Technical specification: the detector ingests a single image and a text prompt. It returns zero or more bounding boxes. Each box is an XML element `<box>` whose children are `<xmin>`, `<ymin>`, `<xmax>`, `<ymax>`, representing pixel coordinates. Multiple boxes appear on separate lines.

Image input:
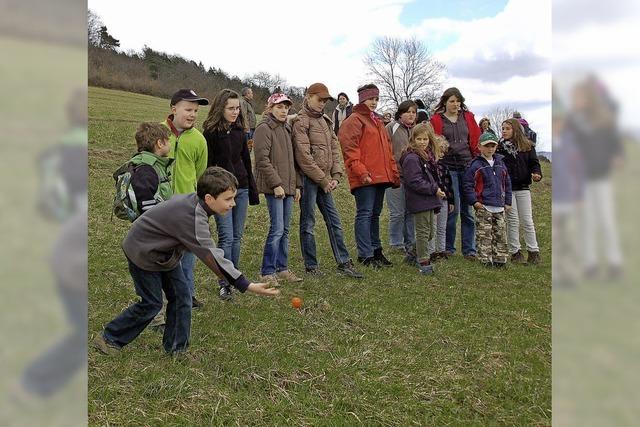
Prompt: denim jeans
<box><xmin>180</xmin><ymin>251</ymin><xmax>196</xmax><ymax>296</ymax></box>
<box><xmin>447</xmin><ymin>169</ymin><xmax>476</xmax><ymax>255</ymax></box>
<box><xmin>353</xmin><ymin>185</ymin><xmax>386</xmax><ymax>258</ymax></box>
<box><xmin>300</xmin><ymin>176</ymin><xmax>351</xmax><ymax>269</ymax></box>
<box><xmin>214</xmin><ymin>187</ymin><xmax>249</xmax><ymax>269</ymax></box>
<box><xmin>103</xmin><ymin>259</ymin><xmax>192</xmax><ymax>354</ymax></box>
<box><xmin>385</xmin><ymin>185</ymin><xmax>415</xmax><ymax>251</ymax></box>
<box><xmin>261</xmin><ymin>195</ymin><xmax>294</xmax><ymax>275</ymax></box>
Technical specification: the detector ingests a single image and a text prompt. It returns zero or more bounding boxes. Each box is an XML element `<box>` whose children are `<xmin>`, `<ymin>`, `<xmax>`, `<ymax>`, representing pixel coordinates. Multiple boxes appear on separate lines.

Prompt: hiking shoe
<box><xmin>527</xmin><ymin>251</ymin><xmax>540</xmax><ymax>265</ymax></box>
<box><xmin>191</xmin><ymin>296</ymin><xmax>203</xmax><ymax>308</ymax></box>
<box><xmin>277</xmin><ymin>270</ymin><xmax>303</xmax><ymax>283</ymax></box>
<box><xmin>93</xmin><ymin>335</ymin><xmax>121</xmax><ymax>355</ymax></box>
<box><xmin>337</xmin><ymin>260</ymin><xmax>364</xmax><ymax>278</ymax></box>
<box><xmin>305</xmin><ymin>267</ymin><xmax>325</xmax><ymax>276</ymax></box>
<box><xmin>358</xmin><ymin>256</ymin><xmax>382</xmax><ymax>269</ymax></box>
<box><xmin>510</xmin><ymin>250</ymin><xmax>525</xmax><ymax>263</ymax></box>
<box><xmin>373</xmin><ymin>248</ymin><xmax>393</xmax><ymax>267</ymax></box>
<box><xmin>463</xmin><ymin>254</ymin><xmax>477</xmax><ymax>261</ymax></box>
<box><xmin>218</xmin><ymin>285</ymin><xmax>234</xmax><ymax>301</ymax></box>
<box><xmin>259</xmin><ymin>274</ymin><xmax>280</xmax><ymax>287</ymax></box>
<box><xmin>430</xmin><ymin>252</ymin><xmax>445</xmax><ymax>262</ymax></box>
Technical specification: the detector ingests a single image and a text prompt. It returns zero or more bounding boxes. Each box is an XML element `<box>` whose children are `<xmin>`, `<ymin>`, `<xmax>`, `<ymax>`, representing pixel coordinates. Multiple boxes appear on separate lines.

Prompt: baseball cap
<box><xmin>170</xmin><ymin>89</ymin><xmax>209</xmax><ymax>106</ymax></box>
<box><xmin>267</xmin><ymin>92</ymin><xmax>292</xmax><ymax>105</ymax></box>
<box><xmin>479</xmin><ymin>132</ymin><xmax>499</xmax><ymax>146</ymax></box>
<box><xmin>306</xmin><ymin>83</ymin><xmax>334</xmax><ymax>100</ymax></box>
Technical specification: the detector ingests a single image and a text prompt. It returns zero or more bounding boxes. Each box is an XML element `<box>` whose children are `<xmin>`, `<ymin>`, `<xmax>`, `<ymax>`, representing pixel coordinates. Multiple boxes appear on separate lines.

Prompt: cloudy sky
<box><xmin>89</xmin><ymin>0</ymin><xmax>552</xmax><ymax>150</ymax></box>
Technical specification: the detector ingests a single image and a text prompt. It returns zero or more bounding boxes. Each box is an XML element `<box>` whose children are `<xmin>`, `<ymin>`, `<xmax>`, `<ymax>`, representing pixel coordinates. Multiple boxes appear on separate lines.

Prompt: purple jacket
<box><xmin>399</xmin><ymin>151</ymin><xmax>442</xmax><ymax>214</ymax></box>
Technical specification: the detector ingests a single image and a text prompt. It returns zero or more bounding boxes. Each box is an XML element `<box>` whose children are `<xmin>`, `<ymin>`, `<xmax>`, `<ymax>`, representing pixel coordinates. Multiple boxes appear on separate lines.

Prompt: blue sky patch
<box><xmin>399</xmin><ymin>0</ymin><xmax>508</xmax><ymax>25</ymax></box>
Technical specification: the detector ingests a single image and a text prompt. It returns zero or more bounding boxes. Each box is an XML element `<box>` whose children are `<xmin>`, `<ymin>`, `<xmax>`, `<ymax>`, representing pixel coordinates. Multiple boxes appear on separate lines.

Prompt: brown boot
<box><xmin>527</xmin><ymin>251</ymin><xmax>540</xmax><ymax>265</ymax></box>
<box><xmin>511</xmin><ymin>250</ymin><xmax>525</xmax><ymax>263</ymax></box>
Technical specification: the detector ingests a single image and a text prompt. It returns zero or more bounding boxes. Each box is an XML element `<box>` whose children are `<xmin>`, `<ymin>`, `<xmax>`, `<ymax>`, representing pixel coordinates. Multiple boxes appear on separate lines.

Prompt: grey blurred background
<box><xmin>553</xmin><ymin>0</ymin><xmax>640</xmax><ymax>425</ymax></box>
<box><xmin>1</xmin><ymin>0</ymin><xmax>87</xmax><ymax>425</ymax></box>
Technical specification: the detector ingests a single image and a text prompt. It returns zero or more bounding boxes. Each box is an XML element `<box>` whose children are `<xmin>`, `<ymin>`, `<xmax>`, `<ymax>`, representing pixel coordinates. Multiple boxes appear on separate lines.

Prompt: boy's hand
<box><xmin>322</xmin><ymin>181</ymin><xmax>333</xmax><ymax>193</ymax></box>
<box><xmin>329</xmin><ymin>179</ymin><xmax>339</xmax><ymax>191</ymax></box>
<box><xmin>273</xmin><ymin>186</ymin><xmax>285</xmax><ymax>198</ymax></box>
<box><xmin>294</xmin><ymin>188</ymin><xmax>301</xmax><ymax>202</ymax></box>
<box><xmin>247</xmin><ymin>282</ymin><xmax>280</xmax><ymax>296</ymax></box>
<box><xmin>531</xmin><ymin>173</ymin><xmax>542</xmax><ymax>182</ymax></box>
<box><xmin>436</xmin><ymin>188</ymin><xmax>446</xmax><ymax>199</ymax></box>
<box><xmin>505</xmin><ymin>205</ymin><xmax>512</xmax><ymax>213</ymax></box>
<box><xmin>473</xmin><ymin>202</ymin><xmax>484</xmax><ymax>210</ymax></box>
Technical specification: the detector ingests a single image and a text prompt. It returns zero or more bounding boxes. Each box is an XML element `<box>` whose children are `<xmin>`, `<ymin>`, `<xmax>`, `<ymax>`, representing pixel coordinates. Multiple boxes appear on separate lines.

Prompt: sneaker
<box><xmin>373</xmin><ymin>248</ymin><xmax>393</xmax><ymax>267</ymax></box>
<box><xmin>191</xmin><ymin>296</ymin><xmax>204</xmax><ymax>308</ymax></box>
<box><xmin>511</xmin><ymin>250</ymin><xmax>525</xmax><ymax>263</ymax></box>
<box><xmin>277</xmin><ymin>270</ymin><xmax>303</xmax><ymax>283</ymax></box>
<box><xmin>526</xmin><ymin>251</ymin><xmax>540</xmax><ymax>265</ymax></box>
<box><xmin>358</xmin><ymin>256</ymin><xmax>382</xmax><ymax>269</ymax></box>
<box><xmin>305</xmin><ymin>267</ymin><xmax>325</xmax><ymax>276</ymax></box>
<box><xmin>218</xmin><ymin>285</ymin><xmax>234</xmax><ymax>301</ymax></box>
<box><xmin>418</xmin><ymin>261</ymin><xmax>434</xmax><ymax>275</ymax></box>
<box><xmin>93</xmin><ymin>335</ymin><xmax>121</xmax><ymax>355</ymax></box>
<box><xmin>337</xmin><ymin>260</ymin><xmax>364</xmax><ymax>278</ymax></box>
<box><xmin>403</xmin><ymin>254</ymin><xmax>418</xmax><ymax>266</ymax></box>
<box><xmin>259</xmin><ymin>274</ymin><xmax>280</xmax><ymax>287</ymax></box>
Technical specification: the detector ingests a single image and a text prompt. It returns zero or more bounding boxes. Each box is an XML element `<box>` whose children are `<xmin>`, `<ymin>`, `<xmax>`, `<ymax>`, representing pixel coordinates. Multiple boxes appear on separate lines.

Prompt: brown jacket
<box><xmin>338</xmin><ymin>104</ymin><xmax>400</xmax><ymax>191</ymax></box>
<box><xmin>253</xmin><ymin>114</ymin><xmax>301</xmax><ymax>196</ymax></box>
<box><xmin>291</xmin><ymin>102</ymin><xmax>343</xmax><ymax>189</ymax></box>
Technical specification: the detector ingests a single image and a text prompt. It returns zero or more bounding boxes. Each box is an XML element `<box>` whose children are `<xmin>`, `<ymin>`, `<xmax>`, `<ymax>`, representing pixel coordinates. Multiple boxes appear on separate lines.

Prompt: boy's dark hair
<box><xmin>135</xmin><ymin>122</ymin><xmax>170</xmax><ymax>153</ymax></box>
<box><xmin>395</xmin><ymin>100</ymin><xmax>418</xmax><ymax>120</ymax></box>
<box><xmin>197</xmin><ymin>166</ymin><xmax>238</xmax><ymax>199</ymax></box>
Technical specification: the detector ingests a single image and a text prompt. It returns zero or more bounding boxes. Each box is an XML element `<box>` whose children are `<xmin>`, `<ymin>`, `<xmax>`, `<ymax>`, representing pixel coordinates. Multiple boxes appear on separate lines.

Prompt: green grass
<box><xmin>88</xmin><ymin>86</ymin><xmax>551</xmax><ymax>425</ymax></box>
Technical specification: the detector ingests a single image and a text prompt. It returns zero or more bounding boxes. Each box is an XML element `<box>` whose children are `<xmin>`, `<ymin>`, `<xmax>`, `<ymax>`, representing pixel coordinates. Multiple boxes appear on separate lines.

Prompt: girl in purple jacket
<box><xmin>399</xmin><ymin>123</ymin><xmax>447</xmax><ymax>275</ymax></box>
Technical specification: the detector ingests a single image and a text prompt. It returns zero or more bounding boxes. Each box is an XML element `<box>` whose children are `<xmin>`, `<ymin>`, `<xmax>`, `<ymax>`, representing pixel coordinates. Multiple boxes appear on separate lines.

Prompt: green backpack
<box><xmin>112</xmin><ymin>161</ymin><xmax>141</xmax><ymax>222</ymax></box>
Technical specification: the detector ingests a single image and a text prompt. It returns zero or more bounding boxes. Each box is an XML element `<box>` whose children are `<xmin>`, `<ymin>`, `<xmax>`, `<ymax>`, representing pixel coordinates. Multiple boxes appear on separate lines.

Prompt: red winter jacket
<box><xmin>338</xmin><ymin>104</ymin><xmax>400</xmax><ymax>191</ymax></box>
<box><xmin>430</xmin><ymin>111</ymin><xmax>481</xmax><ymax>160</ymax></box>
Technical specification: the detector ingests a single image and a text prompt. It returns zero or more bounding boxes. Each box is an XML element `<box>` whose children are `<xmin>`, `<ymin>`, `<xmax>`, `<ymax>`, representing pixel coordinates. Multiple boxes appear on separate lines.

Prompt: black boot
<box><xmin>373</xmin><ymin>248</ymin><xmax>393</xmax><ymax>267</ymax></box>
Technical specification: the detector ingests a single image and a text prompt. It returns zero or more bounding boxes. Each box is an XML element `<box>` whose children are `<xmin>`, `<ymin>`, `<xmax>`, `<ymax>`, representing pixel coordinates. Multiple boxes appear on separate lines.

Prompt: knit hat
<box><xmin>358</xmin><ymin>86</ymin><xmax>379</xmax><ymax>103</ymax></box>
<box><xmin>479</xmin><ymin>132</ymin><xmax>499</xmax><ymax>146</ymax></box>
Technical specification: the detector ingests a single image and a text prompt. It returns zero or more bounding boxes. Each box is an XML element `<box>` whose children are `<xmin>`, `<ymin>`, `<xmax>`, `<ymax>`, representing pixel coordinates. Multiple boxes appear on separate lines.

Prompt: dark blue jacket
<box><xmin>463</xmin><ymin>154</ymin><xmax>512</xmax><ymax>208</ymax></box>
<box><xmin>400</xmin><ymin>151</ymin><xmax>442</xmax><ymax>214</ymax></box>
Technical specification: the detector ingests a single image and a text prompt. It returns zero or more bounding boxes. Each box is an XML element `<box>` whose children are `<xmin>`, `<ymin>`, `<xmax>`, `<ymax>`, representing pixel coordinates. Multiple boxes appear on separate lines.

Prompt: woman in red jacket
<box><xmin>430</xmin><ymin>87</ymin><xmax>481</xmax><ymax>259</ymax></box>
<box><xmin>338</xmin><ymin>84</ymin><xmax>400</xmax><ymax>268</ymax></box>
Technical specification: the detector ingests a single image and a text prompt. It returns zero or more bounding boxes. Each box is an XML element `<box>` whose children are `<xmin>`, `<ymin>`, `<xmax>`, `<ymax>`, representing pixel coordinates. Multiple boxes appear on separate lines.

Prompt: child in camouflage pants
<box><xmin>463</xmin><ymin>132</ymin><xmax>512</xmax><ymax>266</ymax></box>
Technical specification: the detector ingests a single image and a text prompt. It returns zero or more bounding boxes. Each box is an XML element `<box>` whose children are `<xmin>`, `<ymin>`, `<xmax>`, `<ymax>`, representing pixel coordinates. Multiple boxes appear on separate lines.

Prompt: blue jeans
<box><xmin>261</xmin><ymin>195</ymin><xmax>294</xmax><ymax>275</ymax></box>
<box><xmin>300</xmin><ymin>176</ymin><xmax>351</xmax><ymax>269</ymax></box>
<box><xmin>214</xmin><ymin>187</ymin><xmax>249</xmax><ymax>269</ymax></box>
<box><xmin>180</xmin><ymin>251</ymin><xmax>196</xmax><ymax>296</ymax></box>
<box><xmin>447</xmin><ymin>169</ymin><xmax>476</xmax><ymax>255</ymax></box>
<box><xmin>103</xmin><ymin>259</ymin><xmax>192</xmax><ymax>353</ymax></box>
<box><xmin>353</xmin><ymin>185</ymin><xmax>386</xmax><ymax>258</ymax></box>
<box><xmin>385</xmin><ymin>185</ymin><xmax>415</xmax><ymax>251</ymax></box>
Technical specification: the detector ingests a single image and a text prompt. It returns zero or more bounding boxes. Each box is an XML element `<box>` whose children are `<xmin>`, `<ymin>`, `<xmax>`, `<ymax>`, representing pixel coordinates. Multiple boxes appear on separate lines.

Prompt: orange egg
<box><xmin>291</xmin><ymin>297</ymin><xmax>303</xmax><ymax>309</ymax></box>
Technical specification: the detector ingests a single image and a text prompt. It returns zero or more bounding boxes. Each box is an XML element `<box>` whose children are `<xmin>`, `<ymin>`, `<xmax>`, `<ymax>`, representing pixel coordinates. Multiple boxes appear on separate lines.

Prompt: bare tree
<box><xmin>484</xmin><ymin>105</ymin><xmax>516</xmax><ymax>134</ymax></box>
<box><xmin>245</xmin><ymin>71</ymin><xmax>287</xmax><ymax>93</ymax></box>
<box><xmin>364</xmin><ymin>36</ymin><xmax>446</xmax><ymax>109</ymax></box>
<box><xmin>88</xmin><ymin>9</ymin><xmax>102</xmax><ymax>47</ymax></box>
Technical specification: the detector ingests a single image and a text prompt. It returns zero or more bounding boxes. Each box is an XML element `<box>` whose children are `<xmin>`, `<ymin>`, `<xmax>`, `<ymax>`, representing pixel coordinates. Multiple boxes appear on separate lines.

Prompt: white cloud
<box><xmin>89</xmin><ymin>0</ymin><xmax>552</xmax><ymax>148</ymax></box>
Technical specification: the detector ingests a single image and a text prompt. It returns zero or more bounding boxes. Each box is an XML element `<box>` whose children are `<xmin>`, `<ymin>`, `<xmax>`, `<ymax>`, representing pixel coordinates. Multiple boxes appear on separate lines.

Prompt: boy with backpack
<box><xmin>113</xmin><ymin>122</ymin><xmax>173</xmax><ymax>221</ymax></box>
<box><xmin>94</xmin><ymin>167</ymin><xmax>280</xmax><ymax>355</ymax></box>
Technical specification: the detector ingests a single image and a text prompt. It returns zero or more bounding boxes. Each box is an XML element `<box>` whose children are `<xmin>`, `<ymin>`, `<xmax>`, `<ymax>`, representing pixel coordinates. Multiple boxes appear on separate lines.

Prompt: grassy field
<box><xmin>88</xmin><ymin>86</ymin><xmax>551</xmax><ymax>425</ymax></box>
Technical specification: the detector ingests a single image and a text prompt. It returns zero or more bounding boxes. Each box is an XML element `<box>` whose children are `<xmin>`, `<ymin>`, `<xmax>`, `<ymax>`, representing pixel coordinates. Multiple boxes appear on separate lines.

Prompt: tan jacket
<box><xmin>240</xmin><ymin>97</ymin><xmax>257</xmax><ymax>130</ymax></box>
<box><xmin>253</xmin><ymin>114</ymin><xmax>301</xmax><ymax>196</ymax></box>
<box><xmin>291</xmin><ymin>103</ymin><xmax>343</xmax><ymax>189</ymax></box>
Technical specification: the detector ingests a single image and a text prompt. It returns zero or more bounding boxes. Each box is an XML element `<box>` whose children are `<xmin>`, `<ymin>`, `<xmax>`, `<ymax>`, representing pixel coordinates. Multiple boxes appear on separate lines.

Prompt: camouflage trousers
<box><xmin>475</xmin><ymin>207</ymin><xmax>508</xmax><ymax>264</ymax></box>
